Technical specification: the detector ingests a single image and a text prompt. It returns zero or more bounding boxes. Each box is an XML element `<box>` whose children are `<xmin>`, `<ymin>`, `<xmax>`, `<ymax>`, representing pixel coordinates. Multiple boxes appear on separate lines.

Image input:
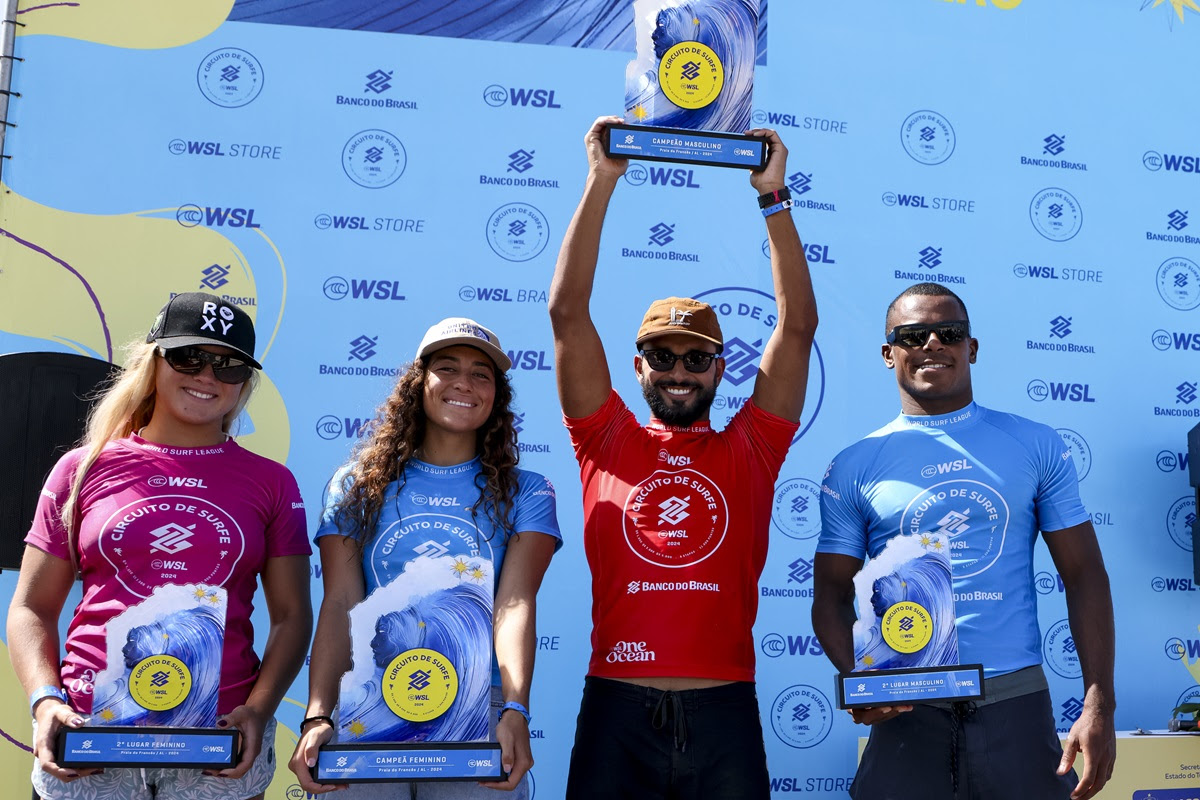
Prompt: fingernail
<box><xmin>216</xmin><ymin>719</ymin><xmax>229</xmax><ymax>728</ymax></box>
<box><xmin>308</xmin><ymin>757</ymin><xmax>316</xmax><ymax>768</ymax></box>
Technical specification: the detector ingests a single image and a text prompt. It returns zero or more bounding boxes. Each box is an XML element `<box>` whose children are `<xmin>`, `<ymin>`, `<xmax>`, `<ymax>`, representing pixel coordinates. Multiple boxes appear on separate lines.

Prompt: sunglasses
<box><xmin>159</xmin><ymin>346</ymin><xmax>254</xmax><ymax>384</ymax></box>
<box><xmin>639</xmin><ymin>348</ymin><xmax>719</xmax><ymax>373</ymax></box>
<box><xmin>885</xmin><ymin>320</ymin><xmax>971</xmax><ymax>348</ymax></box>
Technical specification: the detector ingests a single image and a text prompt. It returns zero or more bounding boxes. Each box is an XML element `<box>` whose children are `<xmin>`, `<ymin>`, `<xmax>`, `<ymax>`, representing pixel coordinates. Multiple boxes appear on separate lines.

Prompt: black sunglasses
<box><xmin>886</xmin><ymin>320</ymin><xmax>971</xmax><ymax>348</ymax></box>
<box><xmin>639</xmin><ymin>348</ymin><xmax>719</xmax><ymax>373</ymax></box>
<box><xmin>159</xmin><ymin>346</ymin><xmax>254</xmax><ymax>384</ymax></box>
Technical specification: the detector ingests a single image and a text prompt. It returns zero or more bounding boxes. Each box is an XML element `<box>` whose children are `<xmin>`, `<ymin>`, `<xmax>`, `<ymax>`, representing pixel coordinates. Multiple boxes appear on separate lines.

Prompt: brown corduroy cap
<box><xmin>635</xmin><ymin>297</ymin><xmax>724</xmax><ymax>349</ymax></box>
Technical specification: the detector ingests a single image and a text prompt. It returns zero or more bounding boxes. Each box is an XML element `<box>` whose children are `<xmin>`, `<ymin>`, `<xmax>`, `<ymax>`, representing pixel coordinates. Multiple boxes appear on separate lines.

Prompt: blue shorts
<box><xmin>852</xmin><ymin>670</ymin><xmax>1077</xmax><ymax>800</ymax></box>
<box><xmin>565</xmin><ymin>677</ymin><xmax>770</xmax><ymax>800</ymax></box>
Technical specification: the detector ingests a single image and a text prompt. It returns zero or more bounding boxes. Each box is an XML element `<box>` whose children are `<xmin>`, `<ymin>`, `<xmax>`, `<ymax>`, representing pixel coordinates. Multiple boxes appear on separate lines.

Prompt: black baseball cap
<box><xmin>145</xmin><ymin>292</ymin><xmax>261</xmax><ymax>369</ymax></box>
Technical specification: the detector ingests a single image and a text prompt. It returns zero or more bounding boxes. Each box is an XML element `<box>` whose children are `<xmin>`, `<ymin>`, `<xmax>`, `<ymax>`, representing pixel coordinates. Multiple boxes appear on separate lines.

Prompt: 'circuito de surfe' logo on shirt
<box><xmin>383</xmin><ymin>647</ymin><xmax>459</xmax><ymax>722</ymax></box>
<box><xmin>881</xmin><ymin>601</ymin><xmax>933</xmax><ymax>654</ymax></box>
<box><xmin>658</xmin><ymin>41</ymin><xmax>724</xmax><ymax>110</ymax></box>
<box><xmin>130</xmin><ymin>655</ymin><xmax>192</xmax><ymax>711</ymax></box>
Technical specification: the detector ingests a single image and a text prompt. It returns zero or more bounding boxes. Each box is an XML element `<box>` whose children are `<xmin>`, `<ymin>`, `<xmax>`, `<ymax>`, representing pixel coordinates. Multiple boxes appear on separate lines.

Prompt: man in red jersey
<box><xmin>549</xmin><ymin>116</ymin><xmax>818</xmax><ymax>799</ymax></box>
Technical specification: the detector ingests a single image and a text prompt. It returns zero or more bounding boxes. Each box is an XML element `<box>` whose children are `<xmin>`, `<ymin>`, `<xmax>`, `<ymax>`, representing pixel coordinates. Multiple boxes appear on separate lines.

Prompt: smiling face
<box><xmin>635</xmin><ymin>333</ymin><xmax>724</xmax><ymax>427</ymax></box>
<box><xmin>150</xmin><ymin>345</ymin><xmax>245</xmax><ymax>440</ymax></box>
<box><xmin>882</xmin><ymin>294</ymin><xmax>978</xmax><ymax>416</ymax></box>
<box><xmin>422</xmin><ymin>345</ymin><xmax>497</xmax><ymax>437</ymax></box>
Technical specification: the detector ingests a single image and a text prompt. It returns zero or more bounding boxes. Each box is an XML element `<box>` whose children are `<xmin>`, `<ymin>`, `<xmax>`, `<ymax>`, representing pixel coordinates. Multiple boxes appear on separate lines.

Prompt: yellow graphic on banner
<box><xmin>16</xmin><ymin>1</ymin><xmax>234</xmax><ymax>49</ymax></box>
<box><xmin>383</xmin><ymin>648</ymin><xmax>460</xmax><ymax>723</ymax></box>
<box><xmin>0</xmin><ymin>185</ymin><xmax>292</xmax><ymax>461</ymax></box>
<box><xmin>1152</xmin><ymin>0</ymin><xmax>1200</xmax><ymax>22</ymax></box>
<box><xmin>881</xmin><ymin>601</ymin><xmax>934</xmax><ymax>654</ymax></box>
<box><xmin>658</xmin><ymin>41</ymin><xmax>724</xmax><ymax>110</ymax></box>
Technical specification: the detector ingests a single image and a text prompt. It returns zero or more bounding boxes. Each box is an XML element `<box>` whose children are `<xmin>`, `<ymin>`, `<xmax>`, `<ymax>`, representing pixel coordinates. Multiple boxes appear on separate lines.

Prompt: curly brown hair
<box><xmin>331</xmin><ymin>357</ymin><xmax>520</xmax><ymax>549</ymax></box>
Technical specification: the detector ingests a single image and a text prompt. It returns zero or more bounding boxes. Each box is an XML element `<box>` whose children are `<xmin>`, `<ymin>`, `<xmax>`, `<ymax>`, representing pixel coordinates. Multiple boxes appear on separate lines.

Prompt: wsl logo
<box><xmin>761</xmin><ymin>557</ymin><xmax>814</xmax><ymax>599</ymax></box>
<box><xmin>485</xmin><ymin>203</ymin><xmax>549</xmax><ymax>262</ymax></box>
<box><xmin>321</xmin><ymin>276</ymin><xmax>405</xmax><ymax>302</ymax></box>
<box><xmin>1056</xmin><ymin>428</ymin><xmax>1092</xmax><ymax>481</ymax></box>
<box><xmin>482</xmin><ymin>84</ymin><xmax>561</xmax><ymax>109</ymax></box>
<box><xmin>750</xmin><ymin>109</ymin><xmax>849</xmax><ymax>134</ymax></box>
<box><xmin>1153</xmin><ymin>380</ymin><xmax>1199</xmax><ymax>418</ymax></box>
<box><xmin>315</xmin><ymin>415</ymin><xmax>370</xmax><ymax>440</ymax></box>
<box><xmin>881</xmin><ymin>190</ymin><xmax>976</xmax><ymax>214</ymax></box>
<box><xmin>1157</xmin><ymin>450</ymin><xmax>1190</xmax><ymax>473</ymax></box>
<box><xmin>334</xmin><ymin>68</ymin><xmax>417</xmax><ymax>110</ymax></box>
<box><xmin>511</xmin><ymin>412</ymin><xmax>551</xmax><ymax>454</ymax></box>
<box><xmin>196</xmin><ymin>48</ymin><xmax>263</xmax><ymax>108</ymax></box>
<box><xmin>760</xmin><ymin>632</ymin><xmax>825</xmax><ymax>659</ymax></box>
<box><xmin>341</xmin><ymin>129</ymin><xmax>407</xmax><ymax>189</ymax></box>
<box><xmin>695</xmin><ymin>286</ymin><xmax>825</xmax><ymax>443</ymax></box>
<box><xmin>1166</xmin><ymin>495</ymin><xmax>1196</xmax><ymax>552</ymax></box>
<box><xmin>1020</xmin><ymin>133</ymin><xmax>1088</xmax><ymax>172</ymax></box>
<box><xmin>770</xmin><ymin>685</ymin><xmax>833</xmax><ymax>749</ymax></box>
<box><xmin>1030</xmin><ymin>188</ymin><xmax>1083</xmax><ymax>242</ymax></box>
<box><xmin>1151</xmin><ymin>329</ymin><xmax>1200</xmax><ymax>352</ymax></box>
<box><xmin>167</xmin><ymin>139</ymin><xmax>282</xmax><ymax>160</ymax></box>
<box><xmin>1143</xmin><ymin>150</ymin><xmax>1200</xmax><ymax>174</ymax></box>
<box><xmin>1043</xmin><ymin>619</ymin><xmax>1081</xmax><ymax>679</ymax></box>
<box><xmin>786</xmin><ymin>170</ymin><xmax>837</xmax><ymax>212</ymax></box>
<box><xmin>1147</xmin><ymin>210</ymin><xmax>1199</xmax><ymax>246</ymax></box>
<box><xmin>900</xmin><ymin>110</ymin><xmax>955</xmax><ymax>165</ymax></box>
<box><xmin>200</xmin><ymin>264</ymin><xmax>230</xmax><ymax>291</ymax></box>
<box><xmin>479</xmin><ymin>149</ymin><xmax>560</xmax><ymax>189</ymax></box>
<box><xmin>1011</xmin><ymin>261</ymin><xmax>1103</xmax><ymax>284</ymax></box>
<box><xmin>621</xmin><ymin>222</ymin><xmax>701</xmax><ymax>263</ymax></box>
<box><xmin>1164</xmin><ymin>637</ymin><xmax>1200</xmax><ymax>662</ymax></box>
<box><xmin>623</xmin><ymin>162</ymin><xmax>702</xmax><ymax>189</ymax></box>
<box><xmin>1156</xmin><ymin>256</ymin><xmax>1200</xmax><ymax>311</ymax></box>
<box><xmin>762</xmin><ymin>238</ymin><xmax>837</xmax><ymax>265</ymax></box>
<box><xmin>504</xmin><ymin>347</ymin><xmax>553</xmax><ymax>372</ymax></box>
<box><xmin>1027</xmin><ymin>315</ymin><xmax>1096</xmax><ymax>355</ymax></box>
<box><xmin>313</xmin><ymin>213</ymin><xmax>425</xmax><ymax>234</ymax></box>
<box><xmin>1034</xmin><ymin>571</ymin><xmax>1065</xmax><ymax>595</ymax></box>
<box><xmin>771</xmin><ymin>478</ymin><xmax>822</xmax><ymax>540</ymax></box>
<box><xmin>894</xmin><ymin>245</ymin><xmax>965</xmax><ymax>285</ymax></box>
<box><xmin>458</xmin><ymin>285</ymin><xmax>547</xmax><ymax>304</ymax></box>
<box><xmin>176</xmin><ymin>205</ymin><xmax>261</xmax><ymax>229</ymax></box>
<box><xmin>1026</xmin><ymin>379</ymin><xmax>1097</xmax><ymax>403</ymax></box>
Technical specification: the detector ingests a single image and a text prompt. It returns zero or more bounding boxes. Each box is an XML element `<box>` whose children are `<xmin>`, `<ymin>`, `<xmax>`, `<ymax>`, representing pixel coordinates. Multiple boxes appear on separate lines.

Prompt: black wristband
<box><xmin>757</xmin><ymin>187</ymin><xmax>791</xmax><ymax>209</ymax></box>
<box><xmin>300</xmin><ymin>714</ymin><xmax>334</xmax><ymax>731</ymax></box>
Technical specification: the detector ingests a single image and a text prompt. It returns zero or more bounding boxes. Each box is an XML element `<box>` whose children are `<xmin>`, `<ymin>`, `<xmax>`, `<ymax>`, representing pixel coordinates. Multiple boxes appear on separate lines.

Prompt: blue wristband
<box><xmin>498</xmin><ymin>700</ymin><xmax>531</xmax><ymax>724</ymax></box>
<box><xmin>29</xmin><ymin>685</ymin><xmax>67</xmax><ymax>717</ymax></box>
<box><xmin>762</xmin><ymin>199</ymin><xmax>795</xmax><ymax>218</ymax></box>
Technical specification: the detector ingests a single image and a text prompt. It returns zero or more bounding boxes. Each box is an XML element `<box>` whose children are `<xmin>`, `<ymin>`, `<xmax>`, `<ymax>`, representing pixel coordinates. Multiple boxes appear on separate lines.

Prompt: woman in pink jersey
<box><xmin>7</xmin><ymin>292</ymin><xmax>313</xmax><ymax>800</ymax></box>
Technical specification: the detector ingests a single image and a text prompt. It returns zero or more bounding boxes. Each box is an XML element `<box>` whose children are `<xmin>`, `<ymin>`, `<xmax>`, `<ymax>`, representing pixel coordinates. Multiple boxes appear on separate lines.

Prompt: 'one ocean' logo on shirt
<box><xmin>900</xmin><ymin>480</ymin><xmax>1010</xmax><ymax>578</ymax></box>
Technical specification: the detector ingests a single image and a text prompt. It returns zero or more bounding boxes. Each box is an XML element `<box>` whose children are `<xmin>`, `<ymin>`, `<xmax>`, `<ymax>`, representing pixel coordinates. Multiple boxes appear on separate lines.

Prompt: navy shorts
<box><xmin>565</xmin><ymin>677</ymin><xmax>770</xmax><ymax>800</ymax></box>
<box><xmin>852</xmin><ymin>688</ymin><xmax>1078</xmax><ymax>800</ymax></box>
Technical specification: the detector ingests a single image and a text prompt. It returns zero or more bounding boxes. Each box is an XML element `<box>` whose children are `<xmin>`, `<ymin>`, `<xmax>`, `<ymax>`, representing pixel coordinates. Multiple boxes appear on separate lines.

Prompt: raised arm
<box><xmin>747</xmin><ymin>129</ymin><xmax>819</xmax><ymax>422</ymax></box>
<box><xmin>1045</xmin><ymin>522</ymin><xmax>1116</xmax><ymax>800</ymax></box>
<box><xmin>549</xmin><ymin>116</ymin><xmax>628</xmax><ymax>418</ymax></box>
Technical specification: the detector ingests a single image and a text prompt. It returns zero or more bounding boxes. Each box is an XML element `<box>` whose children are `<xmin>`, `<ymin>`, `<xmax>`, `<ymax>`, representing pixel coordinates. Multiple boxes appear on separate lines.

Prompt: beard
<box><xmin>640</xmin><ymin>375</ymin><xmax>716</xmax><ymax>427</ymax></box>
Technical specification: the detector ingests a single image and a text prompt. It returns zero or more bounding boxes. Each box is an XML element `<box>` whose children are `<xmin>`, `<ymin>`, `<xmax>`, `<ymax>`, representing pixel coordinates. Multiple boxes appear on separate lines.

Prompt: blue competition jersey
<box><xmin>817</xmin><ymin>402</ymin><xmax>1089</xmax><ymax>676</ymax></box>
<box><xmin>316</xmin><ymin>457</ymin><xmax>562</xmax><ymax>683</ymax></box>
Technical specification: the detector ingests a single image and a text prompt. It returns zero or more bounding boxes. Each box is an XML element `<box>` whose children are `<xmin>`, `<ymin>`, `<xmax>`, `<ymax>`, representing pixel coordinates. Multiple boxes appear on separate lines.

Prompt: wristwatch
<box><xmin>29</xmin><ymin>685</ymin><xmax>67</xmax><ymax>717</ymax></box>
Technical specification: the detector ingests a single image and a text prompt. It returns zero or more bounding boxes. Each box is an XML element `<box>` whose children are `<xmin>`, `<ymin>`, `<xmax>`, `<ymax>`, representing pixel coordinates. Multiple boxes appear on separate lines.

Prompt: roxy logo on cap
<box><xmin>200</xmin><ymin>301</ymin><xmax>237</xmax><ymax>336</ymax></box>
<box><xmin>668</xmin><ymin>307</ymin><xmax>693</xmax><ymax>327</ymax></box>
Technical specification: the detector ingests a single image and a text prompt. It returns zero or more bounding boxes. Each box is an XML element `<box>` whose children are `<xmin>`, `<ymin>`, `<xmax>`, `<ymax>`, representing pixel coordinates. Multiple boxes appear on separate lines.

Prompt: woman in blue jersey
<box><xmin>290</xmin><ymin>318</ymin><xmax>561</xmax><ymax>798</ymax></box>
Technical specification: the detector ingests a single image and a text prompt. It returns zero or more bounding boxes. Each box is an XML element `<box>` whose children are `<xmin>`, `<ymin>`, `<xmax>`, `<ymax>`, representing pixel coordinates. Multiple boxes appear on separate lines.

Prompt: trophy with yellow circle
<box><xmin>836</xmin><ymin>533</ymin><xmax>985</xmax><ymax>709</ymax></box>
<box><xmin>58</xmin><ymin>584</ymin><xmax>238</xmax><ymax>769</ymax></box>
<box><xmin>604</xmin><ymin>0</ymin><xmax>768</xmax><ymax>169</ymax></box>
<box><xmin>316</xmin><ymin>555</ymin><xmax>502</xmax><ymax>782</ymax></box>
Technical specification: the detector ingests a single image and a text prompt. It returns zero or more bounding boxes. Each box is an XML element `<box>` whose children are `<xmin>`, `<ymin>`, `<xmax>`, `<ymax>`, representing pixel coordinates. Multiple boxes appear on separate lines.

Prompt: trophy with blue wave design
<box><xmin>316</xmin><ymin>555</ymin><xmax>502</xmax><ymax>782</ymax></box>
<box><xmin>605</xmin><ymin>0</ymin><xmax>767</xmax><ymax>169</ymax></box>
<box><xmin>835</xmin><ymin>534</ymin><xmax>985</xmax><ymax>709</ymax></box>
<box><xmin>58</xmin><ymin>584</ymin><xmax>238</xmax><ymax>768</ymax></box>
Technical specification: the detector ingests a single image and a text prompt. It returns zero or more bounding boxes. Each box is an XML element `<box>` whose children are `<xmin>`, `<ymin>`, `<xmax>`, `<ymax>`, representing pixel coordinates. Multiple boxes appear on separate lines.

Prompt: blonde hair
<box><xmin>59</xmin><ymin>338</ymin><xmax>258</xmax><ymax>572</ymax></box>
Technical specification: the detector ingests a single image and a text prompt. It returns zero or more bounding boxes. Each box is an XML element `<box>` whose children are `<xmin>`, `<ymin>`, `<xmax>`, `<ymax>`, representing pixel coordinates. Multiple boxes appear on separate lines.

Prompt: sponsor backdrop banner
<box><xmin>1</xmin><ymin>1</ymin><xmax>1199</xmax><ymax>796</ymax></box>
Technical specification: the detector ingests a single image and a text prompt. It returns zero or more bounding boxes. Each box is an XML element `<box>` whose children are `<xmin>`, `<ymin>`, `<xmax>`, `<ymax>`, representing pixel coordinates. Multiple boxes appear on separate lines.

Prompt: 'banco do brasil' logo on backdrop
<box><xmin>1030</xmin><ymin>188</ymin><xmax>1083</xmax><ymax>242</ymax></box>
<box><xmin>900</xmin><ymin>110</ymin><xmax>955</xmax><ymax>165</ymax></box>
<box><xmin>479</xmin><ymin>149</ymin><xmax>560</xmax><ymax>189</ymax></box>
<box><xmin>770</xmin><ymin>685</ymin><xmax>833</xmax><ymax>749</ymax></box>
<box><xmin>1026</xmin><ymin>315</ymin><xmax>1096</xmax><ymax>355</ymax></box>
<box><xmin>894</xmin><ymin>245</ymin><xmax>965</xmax><ymax>285</ymax></box>
<box><xmin>1153</xmin><ymin>379</ymin><xmax>1199</xmax><ymax>418</ymax></box>
<box><xmin>482</xmin><ymin>85</ymin><xmax>561</xmax><ymax>109</ymax></box>
<box><xmin>693</xmin><ymin>287</ymin><xmax>825</xmax><ymax>444</ymax></box>
<box><xmin>1146</xmin><ymin>210</ymin><xmax>1200</xmax><ymax>246</ymax></box>
<box><xmin>786</xmin><ymin>170</ymin><xmax>837</xmax><ymax>212</ymax></box>
<box><xmin>1157</xmin><ymin>257</ymin><xmax>1200</xmax><ymax>311</ymax></box>
<box><xmin>620</xmin><ymin>222</ymin><xmax>702</xmax><ymax>263</ymax></box>
<box><xmin>762</xmin><ymin>557</ymin><xmax>814</xmax><ymax>599</ymax></box>
<box><xmin>1020</xmin><ymin>133</ymin><xmax>1088</xmax><ymax>172</ymax></box>
<box><xmin>342</xmin><ymin>130</ymin><xmax>407</xmax><ymax>189</ymax></box>
<box><xmin>334</xmin><ymin>68</ymin><xmax>418</xmax><ymax>110</ymax></box>
<box><xmin>197</xmin><ymin>48</ymin><xmax>263</xmax><ymax>108</ymax></box>
<box><xmin>1056</xmin><ymin>428</ymin><xmax>1092</xmax><ymax>481</ymax></box>
<box><xmin>485</xmin><ymin>203</ymin><xmax>549</xmax><ymax>262</ymax></box>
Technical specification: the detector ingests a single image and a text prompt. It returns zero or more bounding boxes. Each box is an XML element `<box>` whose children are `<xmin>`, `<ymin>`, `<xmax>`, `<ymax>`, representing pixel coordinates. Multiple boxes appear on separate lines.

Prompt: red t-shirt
<box><xmin>565</xmin><ymin>391</ymin><xmax>798</xmax><ymax>682</ymax></box>
<box><xmin>26</xmin><ymin>436</ymin><xmax>311</xmax><ymax>714</ymax></box>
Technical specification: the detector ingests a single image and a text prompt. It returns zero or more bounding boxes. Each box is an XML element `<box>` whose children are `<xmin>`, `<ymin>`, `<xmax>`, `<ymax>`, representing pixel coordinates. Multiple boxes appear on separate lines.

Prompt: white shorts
<box><xmin>31</xmin><ymin>719</ymin><xmax>276</xmax><ymax>800</ymax></box>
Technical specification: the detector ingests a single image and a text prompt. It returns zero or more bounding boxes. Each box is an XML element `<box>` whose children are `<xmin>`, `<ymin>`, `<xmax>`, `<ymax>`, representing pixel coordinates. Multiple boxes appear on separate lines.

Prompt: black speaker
<box><xmin>1190</xmin><ymin>422</ymin><xmax>1200</xmax><ymax>584</ymax></box>
<box><xmin>0</xmin><ymin>352</ymin><xmax>118</xmax><ymax>571</ymax></box>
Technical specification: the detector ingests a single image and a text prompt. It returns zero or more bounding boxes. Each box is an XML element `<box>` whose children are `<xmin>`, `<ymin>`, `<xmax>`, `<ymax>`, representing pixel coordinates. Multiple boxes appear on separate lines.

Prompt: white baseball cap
<box><xmin>416</xmin><ymin>317</ymin><xmax>512</xmax><ymax>371</ymax></box>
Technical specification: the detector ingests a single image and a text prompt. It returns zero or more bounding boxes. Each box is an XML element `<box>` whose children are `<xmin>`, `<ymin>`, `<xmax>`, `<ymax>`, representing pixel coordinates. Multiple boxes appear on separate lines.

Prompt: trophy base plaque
<box><xmin>58</xmin><ymin>726</ymin><xmax>239</xmax><ymax>769</ymax></box>
<box><xmin>836</xmin><ymin>664</ymin><xmax>985</xmax><ymax>710</ymax></box>
<box><xmin>317</xmin><ymin>741</ymin><xmax>505</xmax><ymax>783</ymax></box>
<box><xmin>605</xmin><ymin>124</ymin><xmax>767</xmax><ymax>170</ymax></box>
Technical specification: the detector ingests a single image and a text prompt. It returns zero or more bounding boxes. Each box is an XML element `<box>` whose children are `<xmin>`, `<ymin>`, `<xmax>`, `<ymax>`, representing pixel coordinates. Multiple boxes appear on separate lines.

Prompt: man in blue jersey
<box><xmin>812</xmin><ymin>282</ymin><xmax>1115</xmax><ymax>800</ymax></box>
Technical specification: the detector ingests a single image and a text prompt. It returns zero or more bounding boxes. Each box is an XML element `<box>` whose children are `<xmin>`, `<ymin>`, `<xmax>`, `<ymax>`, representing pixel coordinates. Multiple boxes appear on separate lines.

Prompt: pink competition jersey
<box><xmin>565</xmin><ymin>391</ymin><xmax>797</xmax><ymax>682</ymax></box>
<box><xmin>26</xmin><ymin>435</ymin><xmax>310</xmax><ymax>714</ymax></box>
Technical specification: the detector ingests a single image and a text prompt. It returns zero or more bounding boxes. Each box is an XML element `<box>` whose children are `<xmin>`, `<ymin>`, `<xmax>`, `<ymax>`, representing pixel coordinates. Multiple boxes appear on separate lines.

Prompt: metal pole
<box><xmin>0</xmin><ymin>0</ymin><xmax>21</xmax><ymax>184</ymax></box>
